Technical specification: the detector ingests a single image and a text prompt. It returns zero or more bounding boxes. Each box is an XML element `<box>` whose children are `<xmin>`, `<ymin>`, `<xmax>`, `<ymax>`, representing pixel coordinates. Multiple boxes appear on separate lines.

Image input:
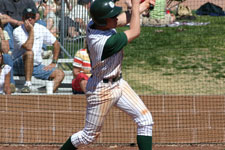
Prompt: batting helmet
<box><xmin>90</xmin><ymin>0</ymin><xmax>122</xmax><ymax>26</ymax></box>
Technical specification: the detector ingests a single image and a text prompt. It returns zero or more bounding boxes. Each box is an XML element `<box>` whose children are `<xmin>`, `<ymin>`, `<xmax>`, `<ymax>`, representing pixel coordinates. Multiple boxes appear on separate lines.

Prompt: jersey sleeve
<box><xmin>101</xmin><ymin>32</ymin><xmax>128</xmax><ymax>61</ymax></box>
<box><xmin>41</xmin><ymin>25</ymin><xmax>56</xmax><ymax>45</ymax></box>
<box><xmin>3</xmin><ymin>65</ymin><xmax>11</xmax><ymax>75</ymax></box>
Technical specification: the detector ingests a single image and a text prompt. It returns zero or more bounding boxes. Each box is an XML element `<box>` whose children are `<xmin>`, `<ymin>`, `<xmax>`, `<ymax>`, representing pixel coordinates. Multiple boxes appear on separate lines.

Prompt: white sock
<box><xmin>24</xmin><ymin>81</ymin><xmax>32</xmax><ymax>86</ymax></box>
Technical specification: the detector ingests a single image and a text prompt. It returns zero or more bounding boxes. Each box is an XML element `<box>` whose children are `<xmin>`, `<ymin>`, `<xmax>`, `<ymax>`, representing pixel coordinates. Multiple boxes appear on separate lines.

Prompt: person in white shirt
<box><xmin>12</xmin><ymin>7</ymin><xmax>64</xmax><ymax>93</ymax></box>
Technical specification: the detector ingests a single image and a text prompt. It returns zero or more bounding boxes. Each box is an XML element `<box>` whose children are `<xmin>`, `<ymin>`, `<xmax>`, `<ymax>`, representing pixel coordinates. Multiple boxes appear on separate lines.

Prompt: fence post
<box><xmin>60</xmin><ymin>0</ymin><xmax>65</xmax><ymax>58</ymax></box>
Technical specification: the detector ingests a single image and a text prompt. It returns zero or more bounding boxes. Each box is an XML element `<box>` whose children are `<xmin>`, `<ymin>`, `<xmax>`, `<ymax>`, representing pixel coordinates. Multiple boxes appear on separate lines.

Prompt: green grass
<box><xmin>118</xmin><ymin>15</ymin><xmax>225</xmax><ymax>95</ymax></box>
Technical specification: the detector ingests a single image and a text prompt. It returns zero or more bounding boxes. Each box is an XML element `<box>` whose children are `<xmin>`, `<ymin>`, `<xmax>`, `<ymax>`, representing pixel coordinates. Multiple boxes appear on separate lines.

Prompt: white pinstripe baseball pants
<box><xmin>71</xmin><ymin>78</ymin><xmax>153</xmax><ymax>148</ymax></box>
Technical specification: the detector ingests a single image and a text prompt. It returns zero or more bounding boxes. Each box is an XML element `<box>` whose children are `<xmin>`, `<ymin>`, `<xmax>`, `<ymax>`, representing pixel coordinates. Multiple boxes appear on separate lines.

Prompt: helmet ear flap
<box><xmin>92</xmin><ymin>18</ymin><xmax>107</xmax><ymax>26</ymax></box>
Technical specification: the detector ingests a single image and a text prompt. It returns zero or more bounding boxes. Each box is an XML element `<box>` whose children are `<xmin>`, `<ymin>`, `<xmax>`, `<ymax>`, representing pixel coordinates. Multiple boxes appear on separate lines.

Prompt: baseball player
<box><xmin>60</xmin><ymin>0</ymin><xmax>155</xmax><ymax>149</ymax></box>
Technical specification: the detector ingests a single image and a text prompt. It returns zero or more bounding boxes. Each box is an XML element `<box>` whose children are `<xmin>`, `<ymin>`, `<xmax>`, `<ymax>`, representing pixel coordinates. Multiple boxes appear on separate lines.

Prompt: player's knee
<box><xmin>137</xmin><ymin>124</ymin><xmax>153</xmax><ymax>136</ymax></box>
<box><xmin>136</xmin><ymin>110</ymin><xmax>153</xmax><ymax>126</ymax></box>
<box><xmin>136</xmin><ymin>111</ymin><xmax>154</xmax><ymax>136</ymax></box>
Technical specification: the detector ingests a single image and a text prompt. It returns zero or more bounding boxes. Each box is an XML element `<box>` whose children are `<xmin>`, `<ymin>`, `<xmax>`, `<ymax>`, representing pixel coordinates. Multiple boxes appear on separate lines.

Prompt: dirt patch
<box><xmin>0</xmin><ymin>144</ymin><xmax>224</xmax><ymax>150</ymax></box>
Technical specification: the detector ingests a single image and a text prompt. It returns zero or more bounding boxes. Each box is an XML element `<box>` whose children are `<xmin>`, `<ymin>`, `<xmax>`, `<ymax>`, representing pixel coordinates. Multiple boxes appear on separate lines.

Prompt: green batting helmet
<box><xmin>90</xmin><ymin>0</ymin><xmax>122</xmax><ymax>26</ymax></box>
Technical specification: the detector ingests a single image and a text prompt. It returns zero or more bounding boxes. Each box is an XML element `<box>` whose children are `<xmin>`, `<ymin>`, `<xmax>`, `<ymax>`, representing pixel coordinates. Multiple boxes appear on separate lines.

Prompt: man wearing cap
<box><xmin>12</xmin><ymin>7</ymin><xmax>64</xmax><ymax>93</ymax></box>
<box><xmin>0</xmin><ymin>0</ymin><xmax>39</xmax><ymax>92</ymax></box>
<box><xmin>0</xmin><ymin>0</ymin><xmax>44</xmax><ymax>52</ymax></box>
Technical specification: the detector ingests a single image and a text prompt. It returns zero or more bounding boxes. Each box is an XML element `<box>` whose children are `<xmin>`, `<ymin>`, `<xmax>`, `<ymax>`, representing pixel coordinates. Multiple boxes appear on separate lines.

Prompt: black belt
<box><xmin>103</xmin><ymin>74</ymin><xmax>122</xmax><ymax>83</ymax></box>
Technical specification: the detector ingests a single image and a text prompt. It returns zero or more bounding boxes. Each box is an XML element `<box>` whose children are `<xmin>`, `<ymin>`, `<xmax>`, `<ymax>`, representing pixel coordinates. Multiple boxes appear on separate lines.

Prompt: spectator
<box><xmin>125</xmin><ymin>0</ymin><xmax>132</xmax><ymax>10</ymax></box>
<box><xmin>39</xmin><ymin>0</ymin><xmax>60</xmax><ymax>37</ymax></box>
<box><xmin>0</xmin><ymin>50</ymin><xmax>11</xmax><ymax>95</ymax></box>
<box><xmin>12</xmin><ymin>7</ymin><xmax>65</xmax><ymax>93</ymax></box>
<box><xmin>54</xmin><ymin>0</ymin><xmax>72</xmax><ymax>12</ymax></box>
<box><xmin>60</xmin><ymin>15</ymin><xmax>80</xmax><ymax>38</ymax></box>
<box><xmin>34</xmin><ymin>0</ymin><xmax>55</xmax><ymax>58</ymax></box>
<box><xmin>142</xmin><ymin>0</ymin><xmax>175</xmax><ymax>26</ymax></box>
<box><xmin>67</xmin><ymin>0</ymin><xmax>91</xmax><ymax>35</ymax></box>
<box><xmin>0</xmin><ymin>0</ymin><xmax>46</xmax><ymax>52</ymax></box>
<box><xmin>43</xmin><ymin>1</ymin><xmax>59</xmax><ymax>37</ymax></box>
<box><xmin>72</xmin><ymin>47</ymin><xmax>91</xmax><ymax>94</ymax></box>
<box><xmin>0</xmin><ymin>17</ymin><xmax>15</xmax><ymax>93</ymax></box>
<box><xmin>125</xmin><ymin>0</ymin><xmax>149</xmax><ymax>22</ymax></box>
<box><xmin>59</xmin><ymin>0</ymin><xmax>91</xmax><ymax>38</ymax></box>
<box><xmin>38</xmin><ymin>0</ymin><xmax>72</xmax><ymax>37</ymax></box>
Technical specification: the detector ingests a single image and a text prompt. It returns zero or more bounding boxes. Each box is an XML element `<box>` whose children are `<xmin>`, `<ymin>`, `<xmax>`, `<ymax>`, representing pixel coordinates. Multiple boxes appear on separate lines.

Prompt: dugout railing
<box><xmin>0</xmin><ymin>95</ymin><xmax>224</xmax><ymax>145</ymax></box>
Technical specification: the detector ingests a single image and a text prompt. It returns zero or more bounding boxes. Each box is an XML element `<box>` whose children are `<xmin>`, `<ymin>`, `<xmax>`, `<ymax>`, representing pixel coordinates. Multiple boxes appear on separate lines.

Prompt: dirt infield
<box><xmin>0</xmin><ymin>144</ymin><xmax>224</xmax><ymax>150</ymax></box>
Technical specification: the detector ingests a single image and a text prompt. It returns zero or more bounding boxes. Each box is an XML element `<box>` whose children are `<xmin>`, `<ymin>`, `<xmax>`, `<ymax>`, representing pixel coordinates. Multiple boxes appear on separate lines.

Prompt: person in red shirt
<box><xmin>72</xmin><ymin>48</ymin><xmax>91</xmax><ymax>94</ymax></box>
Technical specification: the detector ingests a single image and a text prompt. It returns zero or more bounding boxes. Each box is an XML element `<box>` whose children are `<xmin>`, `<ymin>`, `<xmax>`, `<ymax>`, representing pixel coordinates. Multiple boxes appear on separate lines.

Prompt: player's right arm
<box><xmin>123</xmin><ymin>0</ymin><xmax>140</xmax><ymax>43</ymax></box>
<box><xmin>119</xmin><ymin>0</ymin><xmax>155</xmax><ymax>43</ymax></box>
<box><xmin>101</xmin><ymin>0</ymin><xmax>151</xmax><ymax>60</ymax></box>
<box><xmin>117</xmin><ymin>0</ymin><xmax>155</xmax><ymax>27</ymax></box>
